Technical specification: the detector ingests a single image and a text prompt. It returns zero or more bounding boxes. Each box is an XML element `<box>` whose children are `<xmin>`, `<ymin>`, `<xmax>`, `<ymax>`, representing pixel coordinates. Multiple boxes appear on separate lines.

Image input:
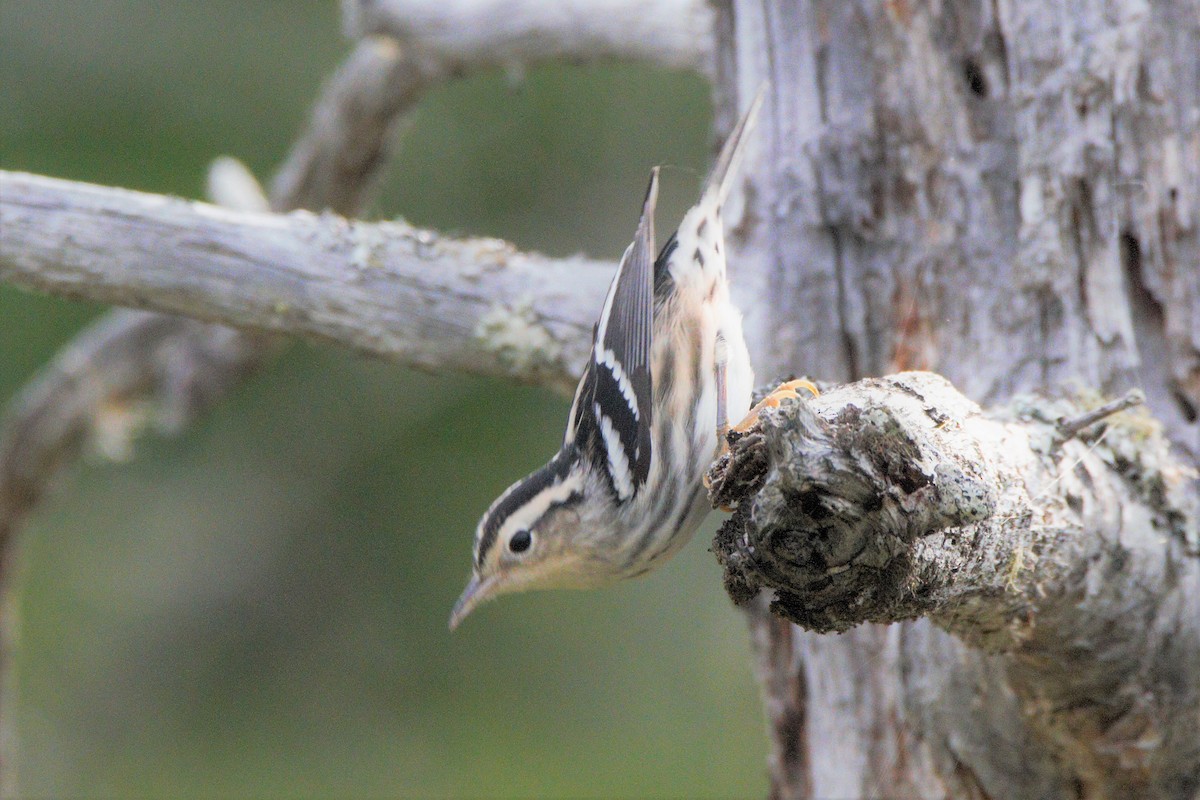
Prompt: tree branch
<box><xmin>0</xmin><ymin>32</ymin><xmax>434</xmax><ymax>560</ymax></box>
<box><xmin>707</xmin><ymin>371</ymin><xmax>1200</xmax><ymax>792</ymax></box>
<box><xmin>343</xmin><ymin>0</ymin><xmax>713</xmax><ymax>74</ymax></box>
<box><xmin>0</xmin><ymin>312</ymin><xmax>272</xmax><ymax>539</ymax></box>
<box><xmin>0</xmin><ymin>170</ymin><xmax>608</xmax><ymax>391</ymax></box>
<box><xmin>270</xmin><ymin>35</ymin><xmax>425</xmax><ymax>215</ymax></box>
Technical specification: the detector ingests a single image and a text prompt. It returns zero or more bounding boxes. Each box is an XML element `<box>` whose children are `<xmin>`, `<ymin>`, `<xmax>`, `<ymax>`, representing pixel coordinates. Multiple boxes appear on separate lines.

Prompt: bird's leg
<box><xmin>715</xmin><ymin>333</ymin><xmax>730</xmax><ymax>446</ymax></box>
<box><xmin>705</xmin><ymin>378</ymin><xmax>819</xmax><ymax>510</ymax></box>
<box><xmin>731</xmin><ymin>379</ymin><xmax>819</xmax><ymax>434</ymax></box>
<box><xmin>705</xmin><ymin>337</ymin><xmax>732</xmax><ymax>507</ymax></box>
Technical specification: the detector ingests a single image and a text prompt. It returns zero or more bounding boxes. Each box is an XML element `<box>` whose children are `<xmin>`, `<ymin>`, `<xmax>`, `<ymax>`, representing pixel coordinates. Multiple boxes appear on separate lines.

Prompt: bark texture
<box><xmin>715</xmin><ymin>1</ymin><xmax>1200</xmax><ymax>798</ymax></box>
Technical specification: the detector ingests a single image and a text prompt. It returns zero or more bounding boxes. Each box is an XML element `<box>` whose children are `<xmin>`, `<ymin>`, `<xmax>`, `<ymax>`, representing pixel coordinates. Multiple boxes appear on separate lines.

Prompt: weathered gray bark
<box><xmin>714</xmin><ymin>1</ymin><xmax>1200</xmax><ymax>797</ymax></box>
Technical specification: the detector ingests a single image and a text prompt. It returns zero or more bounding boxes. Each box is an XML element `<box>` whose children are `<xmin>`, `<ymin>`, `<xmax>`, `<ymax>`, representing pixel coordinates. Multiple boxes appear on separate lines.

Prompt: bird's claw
<box><xmin>731</xmin><ymin>379</ymin><xmax>819</xmax><ymax>434</ymax></box>
<box><xmin>708</xmin><ymin>379</ymin><xmax>818</xmax><ymax>513</ymax></box>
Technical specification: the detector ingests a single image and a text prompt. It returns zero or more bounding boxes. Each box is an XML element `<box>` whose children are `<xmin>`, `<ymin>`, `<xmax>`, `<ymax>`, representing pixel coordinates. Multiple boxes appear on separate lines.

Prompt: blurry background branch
<box><xmin>342</xmin><ymin>0</ymin><xmax>712</xmax><ymax>74</ymax></box>
<box><xmin>278</xmin><ymin>0</ymin><xmax>713</xmax><ymax>212</ymax></box>
<box><xmin>268</xmin><ymin>35</ymin><xmax>430</xmax><ymax>215</ymax></box>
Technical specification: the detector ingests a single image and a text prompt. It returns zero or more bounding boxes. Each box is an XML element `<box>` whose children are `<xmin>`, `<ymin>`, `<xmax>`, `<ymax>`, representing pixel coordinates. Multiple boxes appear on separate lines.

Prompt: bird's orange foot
<box><xmin>707</xmin><ymin>379</ymin><xmax>819</xmax><ymax>512</ymax></box>
<box><xmin>731</xmin><ymin>378</ymin><xmax>819</xmax><ymax>434</ymax></box>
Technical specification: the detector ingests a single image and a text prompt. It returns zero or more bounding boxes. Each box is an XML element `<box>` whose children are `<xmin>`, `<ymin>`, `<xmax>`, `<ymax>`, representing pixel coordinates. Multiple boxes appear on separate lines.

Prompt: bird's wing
<box><xmin>564</xmin><ymin>168</ymin><xmax>658</xmax><ymax>499</ymax></box>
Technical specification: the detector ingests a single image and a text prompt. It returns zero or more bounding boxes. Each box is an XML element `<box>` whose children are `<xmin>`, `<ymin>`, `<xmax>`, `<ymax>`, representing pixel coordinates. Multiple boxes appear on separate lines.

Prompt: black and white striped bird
<box><xmin>450</xmin><ymin>93</ymin><xmax>764</xmax><ymax>629</ymax></box>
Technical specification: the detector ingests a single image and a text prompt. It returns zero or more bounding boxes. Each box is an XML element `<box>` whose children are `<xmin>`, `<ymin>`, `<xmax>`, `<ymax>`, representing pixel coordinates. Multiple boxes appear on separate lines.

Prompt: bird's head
<box><xmin>450</xmin><ymin>457</ymin><xmax>610</xmax><ymax>629</ymax></box>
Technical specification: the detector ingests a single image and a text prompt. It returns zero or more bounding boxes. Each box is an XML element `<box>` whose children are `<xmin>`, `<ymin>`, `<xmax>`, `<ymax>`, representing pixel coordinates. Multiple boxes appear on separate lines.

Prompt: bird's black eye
<box><xmin>508</xmin><ymin>529</ymin><xmax>533</xmax><ymax>554</ymax></box>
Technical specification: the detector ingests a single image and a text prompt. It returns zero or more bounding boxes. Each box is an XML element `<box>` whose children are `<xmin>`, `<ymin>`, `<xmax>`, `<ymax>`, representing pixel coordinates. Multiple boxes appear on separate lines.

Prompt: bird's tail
<box><xmin>705</xmin><ymin>84</ymin><xmax>767</xmax><ymax>206</ymax></box>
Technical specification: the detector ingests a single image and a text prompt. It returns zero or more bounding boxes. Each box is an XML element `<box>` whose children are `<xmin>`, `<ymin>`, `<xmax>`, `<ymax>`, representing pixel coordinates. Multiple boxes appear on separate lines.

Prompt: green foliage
<box><xmin>2</xmin><ymin>1</ymin><xmax>766</xmax><ymax>795</ymax></box>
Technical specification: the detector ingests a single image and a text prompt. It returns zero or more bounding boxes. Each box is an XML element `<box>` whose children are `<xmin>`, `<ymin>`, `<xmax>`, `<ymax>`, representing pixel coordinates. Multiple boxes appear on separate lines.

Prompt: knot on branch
<box><xmin>707</xmin><ymin>372</ymin><xmax>996</xmax><ymax>632</ymax></box>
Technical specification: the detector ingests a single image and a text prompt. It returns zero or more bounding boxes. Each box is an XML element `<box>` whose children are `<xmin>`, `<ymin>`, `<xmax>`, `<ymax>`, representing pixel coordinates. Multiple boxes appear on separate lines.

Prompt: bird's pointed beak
<box><xmin>449</xmin><ymin>572</ymin><xmax>498</xmax><ymax>631</ymax></box>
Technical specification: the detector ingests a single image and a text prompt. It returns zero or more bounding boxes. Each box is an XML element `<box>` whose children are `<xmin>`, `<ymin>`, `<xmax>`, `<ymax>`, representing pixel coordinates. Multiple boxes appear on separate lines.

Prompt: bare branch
<box><xmin>1056</xmin><ymin>389</ymin><xmax>1146</xmax><ymax>439</ymax></box>
<box><xmin>0</xmin><ymin>313</ymin><xmax>272</xmax><ymax>549</ymax></box>
<box><xmin>270</xmin><ymin>35</ymin><xmax>423</xmax><ymax>215</ymax></box>
<box><xmin>343</xmin><ymin>0</ymin><xmax>713</xmax><ymax>73</ymax></box>
<box><xmin>0</xmin><ymin>170</ymin><xmax>608</xmax><ymax>392</ymax></box>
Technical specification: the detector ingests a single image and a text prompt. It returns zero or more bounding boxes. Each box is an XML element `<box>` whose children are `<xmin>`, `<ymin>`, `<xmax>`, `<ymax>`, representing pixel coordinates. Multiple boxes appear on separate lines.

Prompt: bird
<box><xmin>450</xmin><ymin>91</ymin><xmax>771</xmax><ymax>630</ymax></box>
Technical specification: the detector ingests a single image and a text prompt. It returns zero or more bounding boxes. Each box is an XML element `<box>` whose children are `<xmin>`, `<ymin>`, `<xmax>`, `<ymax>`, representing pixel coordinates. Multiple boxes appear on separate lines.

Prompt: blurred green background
<box><xmin>1</xmin><ymin>1</ymin><xmax>769</xmax><ymax>797</ymax></box>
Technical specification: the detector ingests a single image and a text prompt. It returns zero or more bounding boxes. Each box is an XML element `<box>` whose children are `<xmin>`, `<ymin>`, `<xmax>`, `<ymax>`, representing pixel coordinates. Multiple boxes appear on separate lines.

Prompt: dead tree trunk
<box><xmin>714</xmin><ymin>1</ymin><xmax>1200</xmax><ymax>797</ymax></box>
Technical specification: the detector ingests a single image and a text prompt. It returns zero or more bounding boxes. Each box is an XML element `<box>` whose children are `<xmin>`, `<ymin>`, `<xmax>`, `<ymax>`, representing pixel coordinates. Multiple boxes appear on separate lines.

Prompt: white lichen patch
<box><xmin>349</xmin><ymin>222</ymin><xmax>388</xmax><ymax>270</ymax></box>
<box><xmin>89</xmin><ymin>398</ymin><xmax>154</xmax><ymax>462</ymax></box>
<box><xmin>475</xmin><ymin>297</ymin><xmax>562</xmax><ymax>377</ymax></box>
<box><xmin>206</xmin><ymin>155</ymin><xmax>269</xmax><ymax>212</ymax></box>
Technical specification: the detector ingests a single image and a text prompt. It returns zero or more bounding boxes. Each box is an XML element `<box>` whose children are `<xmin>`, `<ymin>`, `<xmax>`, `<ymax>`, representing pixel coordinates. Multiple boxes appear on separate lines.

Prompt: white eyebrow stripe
<box><xmin>494</xmin><ymin>472</ymin><xmax>585</xmax><ymax>545</ymax></box>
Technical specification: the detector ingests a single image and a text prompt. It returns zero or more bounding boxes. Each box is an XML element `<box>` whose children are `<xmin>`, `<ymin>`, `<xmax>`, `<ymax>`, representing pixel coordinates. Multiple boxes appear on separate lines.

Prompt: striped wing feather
<box><xmin>565</xmin><ymin>169</ymin><xmax>659</xmax><ymax>499</ymax></box>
